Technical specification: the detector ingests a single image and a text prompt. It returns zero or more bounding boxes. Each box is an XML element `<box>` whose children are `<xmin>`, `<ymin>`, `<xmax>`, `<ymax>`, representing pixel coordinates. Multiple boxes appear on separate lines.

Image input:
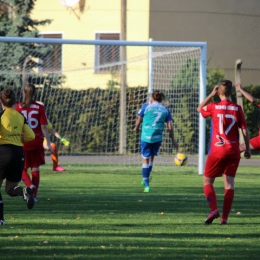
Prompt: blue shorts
<box><xmin>140</xmin><ymin>140</ymin><xmax>162</xmax><ymax>159</ymax></box>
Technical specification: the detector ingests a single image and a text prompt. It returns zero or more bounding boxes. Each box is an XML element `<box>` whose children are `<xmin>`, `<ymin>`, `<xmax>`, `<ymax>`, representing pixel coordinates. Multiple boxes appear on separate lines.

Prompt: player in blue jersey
<box><xmin>133</xmin><ymin>90</ymin><xmax>178</xmax><ymax>192</ymax></box>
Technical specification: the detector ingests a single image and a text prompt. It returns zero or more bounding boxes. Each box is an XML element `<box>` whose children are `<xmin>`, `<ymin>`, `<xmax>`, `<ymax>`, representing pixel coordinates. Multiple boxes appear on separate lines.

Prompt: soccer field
<box><xmin>1</xmin><ymin>163</ymin><xmax>260</xmax><ymax>260</ymax></box>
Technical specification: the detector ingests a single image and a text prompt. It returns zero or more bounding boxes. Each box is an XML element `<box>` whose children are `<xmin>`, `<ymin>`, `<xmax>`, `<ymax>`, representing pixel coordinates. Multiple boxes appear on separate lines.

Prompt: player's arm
<box><xmin>22</xmin><ymin>123</ymin><xmax>35</xmax><ymax>143</ymax></box>
<box><xmin>197</xmin><ymin>85</ymin><xmax>218</xmax><ymax>112</ymax></box>
<box><xmin>235</xmin><ymin>83</ymin><xmax>259</xmax><ymax>105</ymax></box>
<box><xmin>167</xmin><ymin>120</ymin><xmax>178</xmax><ymax>150</ymax></box>
<box><xmin>49</xmin><ymin>127</ymin><xmax>58</xmax><ymax>137</ymax></box>
<box><xmin>133</xmin><ymin>116</ymin><xmax>143</xmax><ymax>131</ymax></box>
<box><xmin>241</xmin><ymin>127</ymin><xmax>251</xmax><ymax>159</ymax></box>
<box><xmin>41</xmin><ymin>124</ymin><xmax>54</xmax><ymax>154</ymax></box>
<box><xmin>48</xmin><ymin>121</ymin><xmax>70</xmax><ymax>146</ymax></box>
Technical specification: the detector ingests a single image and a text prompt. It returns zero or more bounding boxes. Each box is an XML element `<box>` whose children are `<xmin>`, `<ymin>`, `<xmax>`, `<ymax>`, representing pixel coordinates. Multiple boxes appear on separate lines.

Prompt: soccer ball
<box><xmin>174</xmin><ymin>153</ymin><xmax>188</xmax><ymax>166</ymax></box>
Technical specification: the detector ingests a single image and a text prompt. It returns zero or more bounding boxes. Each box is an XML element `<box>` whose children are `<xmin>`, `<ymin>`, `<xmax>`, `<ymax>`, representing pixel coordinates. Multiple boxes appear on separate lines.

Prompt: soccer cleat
<box><xmin>34</xmin><ymin>197</ymin><xmax>38</xmax><ymax>202</ymax></box>
<box><xmin>23</xmin><ymin>187</ymin><xmax>34</xmax><ymax>209</ymax></box>
<box><xmin>220</xmin><ymin>218</ymin><xmax>228</xmax><ymax>225</ymax></box>
<box><xmin>144</xmin><ymin>186</ymin><xmax>150</xmax><ymax>193</ymax></box>
<box><xmin>53</xmin><ymin>166</ymin><xmax>66</xmax><ymax>172</ymax></box>
<box><xmin>0</xmin><ymin>219</ymin><xmax>6</xmax><ymax>225</ymax></box>
<box><xmin>204</xmin><ymin>210</ymin><xmax>220</xmax><ymax>224</ymax></box>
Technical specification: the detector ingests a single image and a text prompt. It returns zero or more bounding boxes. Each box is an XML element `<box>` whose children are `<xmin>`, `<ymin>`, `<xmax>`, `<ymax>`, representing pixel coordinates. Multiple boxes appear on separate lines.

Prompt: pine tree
<box><xmin>0</xmin><ymin>0</ymin><xmax>52</xmax><ymax>89</ymax></box>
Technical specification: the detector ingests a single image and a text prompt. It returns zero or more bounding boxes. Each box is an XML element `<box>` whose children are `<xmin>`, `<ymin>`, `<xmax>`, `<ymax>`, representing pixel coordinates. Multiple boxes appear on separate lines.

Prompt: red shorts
<box><xmin>24</xmin><ymin>147</ymin><xmax>45</xmax><ymax>169</ymax></box>
<box><xmin>204</xmin><ymin>156</ymin><xmax>240</xmax><ymax>178</ymax></box>
<box><xmin>250</xmin><ymin>135</ymin><xmax>260</xmax><ymax>150</ymax></box>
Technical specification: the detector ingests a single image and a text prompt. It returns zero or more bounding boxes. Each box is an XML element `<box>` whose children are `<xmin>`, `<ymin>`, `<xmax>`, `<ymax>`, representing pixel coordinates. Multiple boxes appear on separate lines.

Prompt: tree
<box><xmin>0</xmin><ymin>0</ymin><xmax>52</xmax><ymax>89</ymax></box>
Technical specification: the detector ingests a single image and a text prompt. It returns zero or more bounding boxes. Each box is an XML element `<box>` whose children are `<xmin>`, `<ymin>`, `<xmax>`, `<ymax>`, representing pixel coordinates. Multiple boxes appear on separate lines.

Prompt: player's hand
<box><xmin>210</xmin><ymin>85</ymin><xmax>219</xmax><ymax>97</ymax></box>
<box><xmin>60</xmin><ymin>137</ymin><xmax>70</xmax><ymax>146</ymax></box>
<box><xmin>244</xmin><ymin>150</ymin><xmax>251</xmax><ymax>159</ymax></box>
<box><xmin>235</xmin><ymin>83</ymin><xmax>242</xmax><ymax>90</ymax></box>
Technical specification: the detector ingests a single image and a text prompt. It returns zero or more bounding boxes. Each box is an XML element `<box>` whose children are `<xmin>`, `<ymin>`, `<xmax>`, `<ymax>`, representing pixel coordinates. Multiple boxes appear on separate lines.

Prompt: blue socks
<box><xmin>142</xmin><ymin>164</ymin><xmax>150</xmax><ymax>187</ymax></box>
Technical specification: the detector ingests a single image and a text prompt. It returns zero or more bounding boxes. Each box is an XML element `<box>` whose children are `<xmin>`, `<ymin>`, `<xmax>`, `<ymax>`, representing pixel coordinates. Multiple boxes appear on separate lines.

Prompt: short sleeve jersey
<box><xmin>0</xmin><ymin>108</ymin><xmax>35</xmax><ymax>146</ymax></box>
<box><xmin>138</xmin><ymin>102</ymin><xmax>173</xmax><ymax>143</ymax></box>
<box><xmin>201</xmin><ymin>99</ymin><xmax>247</xmax><ymax>158</ymax></box>
<box><xmin>14</xmin><ymin>101</ymin><xmax>48</xmax><ymax>151</ymax></box>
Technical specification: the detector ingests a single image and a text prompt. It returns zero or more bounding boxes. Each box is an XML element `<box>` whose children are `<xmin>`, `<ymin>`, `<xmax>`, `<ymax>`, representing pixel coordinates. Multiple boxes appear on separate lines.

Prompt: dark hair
<box><xmin>22</xmin><ymin>83</ymin><xmax>36</xmax><ymax>107</ymax></box>
<box><xmin>219</xmin><ymin>80</ymin><xmax>232</xmax><ymax>96</ymax></box>
<box><xmin>152</xmin><ymin>90</ymin><xmax>166</xmax><ymax>103</ymax></box>
<box><xmin>0</xmin><ymin>89</ymin><xmax>16</xmax><ymax>107</ymax></box>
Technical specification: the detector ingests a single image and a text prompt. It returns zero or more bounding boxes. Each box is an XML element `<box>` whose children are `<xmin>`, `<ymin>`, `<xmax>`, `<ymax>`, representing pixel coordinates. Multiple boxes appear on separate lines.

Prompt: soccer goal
<box><xmin>0</xmin><ymin>37</ymin><xmax>207</xmax><ymax>174</ymax></box>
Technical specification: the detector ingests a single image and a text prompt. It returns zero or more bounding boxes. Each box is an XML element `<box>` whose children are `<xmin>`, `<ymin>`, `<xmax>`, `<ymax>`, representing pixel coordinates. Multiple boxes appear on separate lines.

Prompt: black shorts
<box><xmin>0</xmin><ymin>145</ymin><xmax>24</xmax><ymax>182</ymax></box>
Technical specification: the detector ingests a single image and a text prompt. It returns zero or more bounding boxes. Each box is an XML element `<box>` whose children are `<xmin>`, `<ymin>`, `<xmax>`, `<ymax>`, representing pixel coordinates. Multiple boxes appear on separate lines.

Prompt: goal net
<box><xmin>0</xmin><ymin>37</ymin><xmax>207</xmax><ymax>173</ymax></box>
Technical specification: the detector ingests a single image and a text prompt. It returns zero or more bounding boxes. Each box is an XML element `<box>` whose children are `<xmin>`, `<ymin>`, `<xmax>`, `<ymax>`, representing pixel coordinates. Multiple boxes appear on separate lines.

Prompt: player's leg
<box><xmin>31</xmin><ymin>166</ymin><xmax>40</xmax><ymax>199</ymax></box>
<box><xmin>0</xmin><ymin>145</ymin><xmax>25</xmax><ymax>224</ymax></box>
<box><xmin>21</xmin><ymin>151</ymin><xmax>33</xmax><ymax>188</ymax></box>
<box><xmin>51</xmin><ymin>142</ymin><xmax>58</xmax><ymax>169</ymax></box>
<box><xmin>221</xmin><ymin>159</ymin><xmax>239</xmax><ymax>224</ymax></box>
<box><xmin>51</xmin><ymin>143</ymin><xmax>66</xmax><ymax>172</ymax></box>
<box><xmin>148</xmin><ymin>156</ymin><xmax>154</xmax><ymax>183</ymax></box>
<box><xmin>142</xmin><ymin>157</ymin><xmax>150</xmax><ymax>191</ymax></box>
<box><xmin>203</xmin><ymin>176</ymin><xmax>220</xmax><ymax>224</ymax></box>
<box><xmin>31</xmin><ymin>147</ymin><xmax>45</xmax><ymax>200</ymax></box>
<box><xmin>149</xmin><ymin>141</ymin><xmax>161</xmax><ymax>177</ymax></box>
<box><xmin>140</xmin><ymin>141</ymin><xmax>151</xmax><ymax>192</ymax></box>
<box><xmin>5</xmin><ymin>146</ymin><xmax>35</xmax><ymax>214</ymax></box>
<box><xmin>5</xmin><ymin>180</ymin><xmax>34</xmax><ymax>209</ymax></box>
<box><xmin>203</xmin><ymin>156</ymin><xmax>223</xmax><ymax>224</ymax></box>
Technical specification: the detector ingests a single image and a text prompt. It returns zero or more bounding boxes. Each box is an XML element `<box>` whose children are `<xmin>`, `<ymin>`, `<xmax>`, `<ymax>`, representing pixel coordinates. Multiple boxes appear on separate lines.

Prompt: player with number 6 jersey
<box><xmin>15</xmin><ymin>84</ymin><xmax>54</xmax><ymax>201</ymax></box>
<box><xmin>197</xmin><ymin>80</ymin><xmax>250</xmax><ymax>225</ymax></box>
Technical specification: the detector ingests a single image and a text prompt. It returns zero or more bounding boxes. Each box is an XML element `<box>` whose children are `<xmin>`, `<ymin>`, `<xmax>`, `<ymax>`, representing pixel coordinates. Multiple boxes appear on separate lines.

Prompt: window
<box><xmin>95</xmin><ymin>33</ymin><xmax>120</xmax><ymax>73</ymax></box>
<box><xmin>39</xmin><ymin>33</ymin><xmax>62</xmax><ymax>72</ymax></box>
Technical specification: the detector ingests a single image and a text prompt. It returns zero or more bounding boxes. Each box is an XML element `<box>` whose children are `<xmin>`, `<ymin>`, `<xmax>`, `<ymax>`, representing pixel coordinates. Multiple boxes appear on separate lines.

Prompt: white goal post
<box><xmin>0</xmin><ymin>36</ymin><xmax>207</xmax><ymax>174</ymax></box>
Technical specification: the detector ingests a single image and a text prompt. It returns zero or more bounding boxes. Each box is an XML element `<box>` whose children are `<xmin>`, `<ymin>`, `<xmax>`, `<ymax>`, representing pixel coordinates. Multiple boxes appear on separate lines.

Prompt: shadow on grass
<box><xmin>1</xmin><ymin>169</ymin><xmax>260</xmax><ymax>260</ymax></box>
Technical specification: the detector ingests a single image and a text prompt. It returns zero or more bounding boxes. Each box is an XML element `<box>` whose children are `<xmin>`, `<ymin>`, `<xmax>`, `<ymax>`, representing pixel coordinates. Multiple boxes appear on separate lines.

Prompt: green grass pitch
<box><xmin>1</xmin><ymin>163</ymin><xmax>260</xmax><ymax>260</ymax></box>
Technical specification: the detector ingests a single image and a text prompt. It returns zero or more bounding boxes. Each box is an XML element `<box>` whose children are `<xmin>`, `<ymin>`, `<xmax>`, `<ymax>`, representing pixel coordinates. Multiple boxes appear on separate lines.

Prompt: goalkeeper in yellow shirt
<box><xmin>37</xmin><ymin>102</ymin><xmax>70</xmax><ymax>172</ymax></box>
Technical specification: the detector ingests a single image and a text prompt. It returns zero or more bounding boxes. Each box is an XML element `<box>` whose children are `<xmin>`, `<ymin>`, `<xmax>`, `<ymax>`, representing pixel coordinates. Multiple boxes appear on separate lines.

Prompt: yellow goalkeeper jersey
<box><xmin>0</xmin><ymin>108</ymin><xmax>35</xmax><ymax>146</ymax></box>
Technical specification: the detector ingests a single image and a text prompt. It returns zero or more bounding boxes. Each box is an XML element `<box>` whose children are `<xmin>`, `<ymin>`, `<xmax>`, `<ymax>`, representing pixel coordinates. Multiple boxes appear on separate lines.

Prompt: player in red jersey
<box><xmin>36</xmin><ymin>101</ymin><xmax>69</xmax><ymax>172</ymax></box>
<box><xmin>235</xmin><ymin>83</ymin><xmax>260</xmax><ymax>152</ymax></box>
<box><xmin>15</xmin><ymin>84</ymin><xmax>54</xmax><ymax>201</ymax></box>
<box><xmin>197</xmin><ymin>80</ymin><xmax>251</xmax><ymax>225</ymax></box>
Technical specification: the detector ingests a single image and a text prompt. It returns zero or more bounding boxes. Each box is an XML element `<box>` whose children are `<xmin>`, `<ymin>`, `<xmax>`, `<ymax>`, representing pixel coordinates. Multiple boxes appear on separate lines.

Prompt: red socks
<box><xmin>21</xmin><ymin>169</ymin><xmax>32</xmax><ymax>187</ymax></box>
<box><xmin>204</xmin><ymin>184</ymin><xmax>218</xmax><ymax>211</ymax></box>
<box><xmin>204</xmin><ymin>184</ymin><xmax>234</xmax><ymax>220</ymax></box>
<box><xmin>31</xmin><ymin>170</ymin><xmax>40</xmax><ymax>198</ymax></box>
<box><xmin>222</xmin><ymin>189</ymin><xmax>234</xmax><ymax>220</ymax></box>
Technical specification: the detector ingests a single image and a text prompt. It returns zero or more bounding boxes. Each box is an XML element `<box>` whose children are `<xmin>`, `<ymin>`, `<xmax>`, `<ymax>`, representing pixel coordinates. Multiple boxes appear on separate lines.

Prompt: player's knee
<box><xmin>6</xmin><ymin>187</ymin><xmax>15</xmax><ymax>197</ymax></box>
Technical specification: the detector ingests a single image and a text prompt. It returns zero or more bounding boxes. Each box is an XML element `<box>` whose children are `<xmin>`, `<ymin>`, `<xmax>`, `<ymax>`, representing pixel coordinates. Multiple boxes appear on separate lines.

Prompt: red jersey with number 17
<box><xmin>201</xmin><ymin>99</ymin><xmax>247</xmax><ymax>159</ymax></box>
<box><xmin>14</xmin><ymin>101</ymin><xmax>48</xmax><ymax>151</ymax></box>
